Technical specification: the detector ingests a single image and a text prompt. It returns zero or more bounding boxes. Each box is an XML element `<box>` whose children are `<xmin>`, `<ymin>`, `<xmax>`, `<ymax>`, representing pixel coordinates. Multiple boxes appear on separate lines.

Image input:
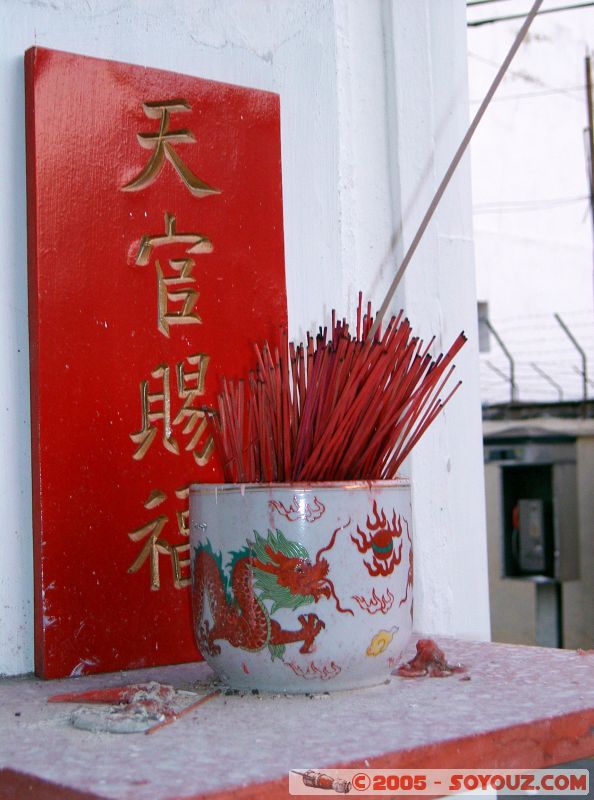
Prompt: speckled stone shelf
<box><xmin>1</xmin><ymin>637</ymin><xmax>593</xmax><ymax>799</ymax></box>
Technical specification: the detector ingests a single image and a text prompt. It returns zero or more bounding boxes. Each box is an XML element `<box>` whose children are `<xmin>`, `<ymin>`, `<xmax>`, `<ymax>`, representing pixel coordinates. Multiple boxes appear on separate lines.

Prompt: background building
<box><xmin>468</xmin><ymin>0</ymin><xmax>594</xmax><ymax>650</ymax></box>
<box><xmin>469</xmin><ymin>0</ymin><xmax>594</xmax><ymax>405</ymax></box>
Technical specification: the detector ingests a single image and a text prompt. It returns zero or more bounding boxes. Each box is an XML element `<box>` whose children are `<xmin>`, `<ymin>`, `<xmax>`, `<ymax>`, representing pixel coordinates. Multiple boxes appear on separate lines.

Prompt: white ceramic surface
<box><xmin>189</xmin><ymin>480</ymin><xmax>413</xmax><ymax>693</ymax></box>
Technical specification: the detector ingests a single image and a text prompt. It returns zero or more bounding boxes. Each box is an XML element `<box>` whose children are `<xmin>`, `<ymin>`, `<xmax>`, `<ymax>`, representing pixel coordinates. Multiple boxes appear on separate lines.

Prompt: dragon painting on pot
<box><xmin>190</xmin><ymin>481</ymin><xmax>413</xmax><ymax>693</ymax></box>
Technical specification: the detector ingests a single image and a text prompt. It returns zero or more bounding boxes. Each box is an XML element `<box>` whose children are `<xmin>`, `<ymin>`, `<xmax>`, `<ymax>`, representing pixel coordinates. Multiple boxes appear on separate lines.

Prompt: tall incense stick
<box><xmin>367</xmin><ymin>0</ymin><xmax>544</xmax><ymax>340</ymax></box>
<box><xmin>213</xmin><ymin>295</ymin><xmax>467</xmax><ymax>483</ymax></box>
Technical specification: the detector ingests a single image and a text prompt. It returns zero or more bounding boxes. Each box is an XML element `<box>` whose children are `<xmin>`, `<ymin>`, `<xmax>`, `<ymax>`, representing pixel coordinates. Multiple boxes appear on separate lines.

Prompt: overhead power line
<box><xmin>486</xmin><ymin>309</ymin><xmax>594</xmax><ymax>324</ymax></box>
<box><xmin>468</xmin><ymin>1</ymin><xmax>513</xmax><ymax>6</ymax></box>
<box><xmin>468</xmin><ymin>2</ymin><xmax>594</xmax><ymax>26</ymax></box>
<box><xmin>473</xmin><ymin>195</ymin><xmax>590</xmax><ymax>213</ymax></box>
<box><xmin>468</xmin><ymin>52</ymin><xmax>584</xmax><ymax>105</ymax></box>
<box><xmin>474</xmin><ymin>194</ymin><xmax>588</xmax><ymax>207</ymax></box>
<box><xmin>469</xmin><ymin>85</ymin><xmax>585</xmax><ymax>103</ymax></box>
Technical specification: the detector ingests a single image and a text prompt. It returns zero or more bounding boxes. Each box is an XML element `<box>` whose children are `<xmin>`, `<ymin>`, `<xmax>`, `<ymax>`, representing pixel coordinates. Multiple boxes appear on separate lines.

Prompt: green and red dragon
<box><xmin>192</xmin><ymin>528</ymin><xmax>351</xmax><ymax>661</ymax></box>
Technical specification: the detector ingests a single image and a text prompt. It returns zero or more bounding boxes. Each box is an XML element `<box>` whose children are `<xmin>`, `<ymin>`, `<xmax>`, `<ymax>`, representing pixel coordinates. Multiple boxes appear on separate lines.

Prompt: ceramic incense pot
<box><xmin>189</xmin><ymin>480</ymin><xmax>413</xmax><ymax>693</ymax></box>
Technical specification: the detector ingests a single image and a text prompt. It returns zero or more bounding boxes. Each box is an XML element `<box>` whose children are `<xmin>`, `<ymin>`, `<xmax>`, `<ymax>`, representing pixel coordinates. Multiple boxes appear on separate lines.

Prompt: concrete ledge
<box><xmin>1</xmin><ymin>637</ymin><xmax>593</xmax><ymax>799</ymax></box>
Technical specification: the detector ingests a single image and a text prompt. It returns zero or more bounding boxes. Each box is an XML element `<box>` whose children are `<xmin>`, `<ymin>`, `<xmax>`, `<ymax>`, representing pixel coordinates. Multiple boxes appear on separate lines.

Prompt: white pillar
<box><xmin>0</xmin><ymin>0</ymin><xmax>489</xmax><ymax>676</ymax></box>
<box><xmin>389</xmin><ymin>1</ymin><xmax>491</xmax><ymax>639</ymax></box>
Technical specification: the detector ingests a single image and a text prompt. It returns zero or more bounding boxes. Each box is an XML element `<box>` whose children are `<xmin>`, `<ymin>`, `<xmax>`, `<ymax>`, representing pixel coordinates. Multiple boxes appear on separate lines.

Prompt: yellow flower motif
<box><xmin>366</xmin><ymin>626</ymin><xmax>399</xmax><ymax>656</ymax></box>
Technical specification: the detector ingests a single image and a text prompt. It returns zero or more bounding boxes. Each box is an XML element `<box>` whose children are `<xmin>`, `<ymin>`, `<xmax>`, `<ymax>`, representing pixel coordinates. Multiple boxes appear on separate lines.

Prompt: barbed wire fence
<box><xmin>480</xmin><ymin>309</ymin><xmax>594</xmax><ymax>405</ymax></box>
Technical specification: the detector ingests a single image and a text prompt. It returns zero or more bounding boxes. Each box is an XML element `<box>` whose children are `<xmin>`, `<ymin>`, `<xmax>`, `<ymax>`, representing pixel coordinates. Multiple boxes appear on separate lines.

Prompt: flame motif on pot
<box><xmin>269</xmin><ymin>496</ymin><xmax>326</xmax><ymax>523</ymax></box>
<box><xmin>285</xmin><ymin>660</ymin><xmax>341</xmax><ymax>680</ymax></box>
<box><xmin>352</xmin><ymin>587</ymin><xmax>395</xmax><ymax>615</ymax></box>
<box><xmin>351</xmin><ymin>500</ymin><xmax>407</xmax><ymax>577</ymax></box>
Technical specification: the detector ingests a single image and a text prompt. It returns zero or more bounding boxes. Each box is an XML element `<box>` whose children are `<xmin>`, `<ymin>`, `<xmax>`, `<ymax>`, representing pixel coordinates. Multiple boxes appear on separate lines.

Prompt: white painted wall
<box><xmin>0</xmin><ymin>0</ymin><xmax>490</xmax><ymax>676</ymax></box>
<box><xmin>468</xmin><ymin>0</ymin><xmax>594</xmax><ymax>404</ymax></box>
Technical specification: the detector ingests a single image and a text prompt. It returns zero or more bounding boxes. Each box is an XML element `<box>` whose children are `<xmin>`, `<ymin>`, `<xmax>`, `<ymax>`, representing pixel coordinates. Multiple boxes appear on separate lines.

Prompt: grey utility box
<box><xmin>484</xmin><ymin>427</ymin><xmax>580</xmax><ymax>583</ymax></box>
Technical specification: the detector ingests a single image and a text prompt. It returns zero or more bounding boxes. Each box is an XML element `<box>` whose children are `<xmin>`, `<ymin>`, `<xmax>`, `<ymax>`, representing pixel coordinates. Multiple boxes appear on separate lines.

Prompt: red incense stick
<box><xmin>210</xmin><ymin>295</ymin><xmax>466</xmax><ymax>483</ymax></box>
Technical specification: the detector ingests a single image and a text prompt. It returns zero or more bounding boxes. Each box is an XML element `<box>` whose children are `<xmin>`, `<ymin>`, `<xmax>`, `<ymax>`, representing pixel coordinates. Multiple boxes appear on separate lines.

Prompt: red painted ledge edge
<box><xmin>2</xmin><ymin>707</ymin><xmax>591</xmax><ymax>800</ymax></box>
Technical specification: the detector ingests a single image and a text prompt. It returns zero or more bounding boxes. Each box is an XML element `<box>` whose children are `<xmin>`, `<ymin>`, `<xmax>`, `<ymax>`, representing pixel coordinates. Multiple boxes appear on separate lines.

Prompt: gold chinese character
<box><xmin>135</xmin><ymin>213</ymin><xmax>212</xmax><ymax>337</ymax></box>
<box><xmin>174</xmin><ymin>355</ymin><xmax>214</xmax><ymax>466</ymax></box>
<box><xmin>156</xmin><ymin>258</ymin><xmax>201</xmax><ymax>337</ymax></box>
<box><xmin>128</xmin><ymin>513</ymin><xmax>168</xmax><ymax>590</ymax></box>
<box><xmin>122</xmin><ymin>99</ymin><xmax>221</xmax><ymax>197</ymax></box>
<box><xmin>128</xmin><ymin>487</ymin><xmax>192</xmax><ymax>590</ymax></box>
<box><xmin>130</xmin><ymin>364</ymin><xmax>179</xmax><ymax>460</ymax></box>
<box><xmin>130</xmin><ymin>354</ymin><xmax>214</xmax><ymax>464</ymax></box>
<box><xmin>135</xmin><ymin>212</ymin><xmax>212</xmax><ymax>266</ymax></box>
<box><xmin>174</xmin><ymin>486</ymin><xmax>191</xmax><ymax>538</ymax></box>
<box><xmin>169</xmin><ymin>541</ymin><xmax>192</xmax><ymax>588</ymax></box>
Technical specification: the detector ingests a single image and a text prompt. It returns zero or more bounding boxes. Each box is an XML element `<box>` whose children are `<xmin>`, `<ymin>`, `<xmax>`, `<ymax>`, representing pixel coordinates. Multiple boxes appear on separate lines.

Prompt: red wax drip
<box><xmin>394</xmin><ymin>638</ymin><xmax>466</xmax><ymax>678</ymax></box>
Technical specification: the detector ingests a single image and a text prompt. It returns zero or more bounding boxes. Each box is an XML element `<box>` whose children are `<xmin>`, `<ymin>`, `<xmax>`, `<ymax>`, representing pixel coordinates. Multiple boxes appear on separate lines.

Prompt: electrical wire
<box><xmin>468</xmin><ymin>52</ymin><xmax>585</xmax><ymax>106</ymax></box>
<box><xmin>482</xmin><ymin>360</ymin><xmax>594</xmax><ymax>371</ymax></box>
<box><xmin>485</xmin><ymin>349</ymin><xmax>594</xmax><ymax>359</ymax></box>
<box><xmin>483</xmin><ymin>366</ymin><xmax>593</xmax><ymax>375</ymax></box>
<box><xmin>473</xmin><ymin>227</ymin><xmax>592</xmax><ymax>246</ymax></box>
<box><xmin>510</xmin><ymin>328</ymin><xmax>594</xmax><ymax>335</ymax></box>
<box><xmin>483</xmin><ymin>330</ymin><xmax>594</xmax><ymax>341</ymax></box>
<box><xmin>468</xmin><ymin>1</ymin><xmax>594</xmax><ymax>27</ymax></box>
<box><xmin>467</xmin><ymin>0</ymin><xmax>514</xmax><ymax>6</ymax></box>
<box><xmin>469</xmin><ymin>50</ymin><xmax>554</xmax><ymax>84</ymax></box>
<box><xmin>483</xmin><ymin>342</ymin><xmax>592</xmax><ymax>350</ymax></box>
<box><xmin>486</xmin><ymin>309</ymin><xmax>594</xmax><ymax>323</ymax></box>
<box><xmin>475</xmin><ymin>195</ymin><xmax>589</xmax><ymax>207</ymax></box>
<box><xmin>469</xmin><ymin>84</ymin><xmax>585</xmax><ymax>103</ymax></box>
<box><xmin>490</xmin><ymin>324</ymin><xmax>594</xmax><ymax>335</ymax></box>
<box><xmin>473</xmin><ymin>195</ymin><xmax>590</xmax><ymax>213</ymax></box>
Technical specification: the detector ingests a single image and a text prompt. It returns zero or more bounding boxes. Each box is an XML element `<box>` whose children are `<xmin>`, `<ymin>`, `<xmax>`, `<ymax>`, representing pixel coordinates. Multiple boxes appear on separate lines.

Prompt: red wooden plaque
<box><xmin>25</xmin><ymin>47</ymin><xmax>287</xmax><ymax>679</ymax></box>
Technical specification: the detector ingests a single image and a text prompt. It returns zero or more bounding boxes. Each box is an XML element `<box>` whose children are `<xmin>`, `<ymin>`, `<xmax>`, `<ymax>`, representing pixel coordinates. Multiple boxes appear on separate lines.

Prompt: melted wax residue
<box><xmin>393</xmin><ymin>638</ymin><xmax>466</xmax><ymax>678</ymax></box>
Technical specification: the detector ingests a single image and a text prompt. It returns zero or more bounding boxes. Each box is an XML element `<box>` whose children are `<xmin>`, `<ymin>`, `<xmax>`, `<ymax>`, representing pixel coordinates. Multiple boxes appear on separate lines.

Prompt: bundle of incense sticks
<box><xmin>211</xmin><ymin>294</ymin><xmax>466</xmax><ymax>483</ymax></box>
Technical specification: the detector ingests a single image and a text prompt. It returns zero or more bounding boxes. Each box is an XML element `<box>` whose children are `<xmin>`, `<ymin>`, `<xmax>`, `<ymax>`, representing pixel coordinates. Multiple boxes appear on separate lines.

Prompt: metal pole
<box><xmin>555</xmin><ymin>313</ymin><xmax>588</xmax><ymax>400</ymax></box>
<box><xmin>585</xmin><ymin>55</ymin><xmax>594</xmax><ymax>290</ymax></box>
<box><xmin>530</xmin><ymin>362</ymin><xmax>563</xmax><ymax>401</ymax></box>
<box><xmin>485</xmin><ymin>319</ymin><xmax>517</xmax><ymax>402</ymax></box>
<box><xmin>586</xmin><ymin>55</ymin><xmax>594</xmax><ymax>196</ymax></box>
